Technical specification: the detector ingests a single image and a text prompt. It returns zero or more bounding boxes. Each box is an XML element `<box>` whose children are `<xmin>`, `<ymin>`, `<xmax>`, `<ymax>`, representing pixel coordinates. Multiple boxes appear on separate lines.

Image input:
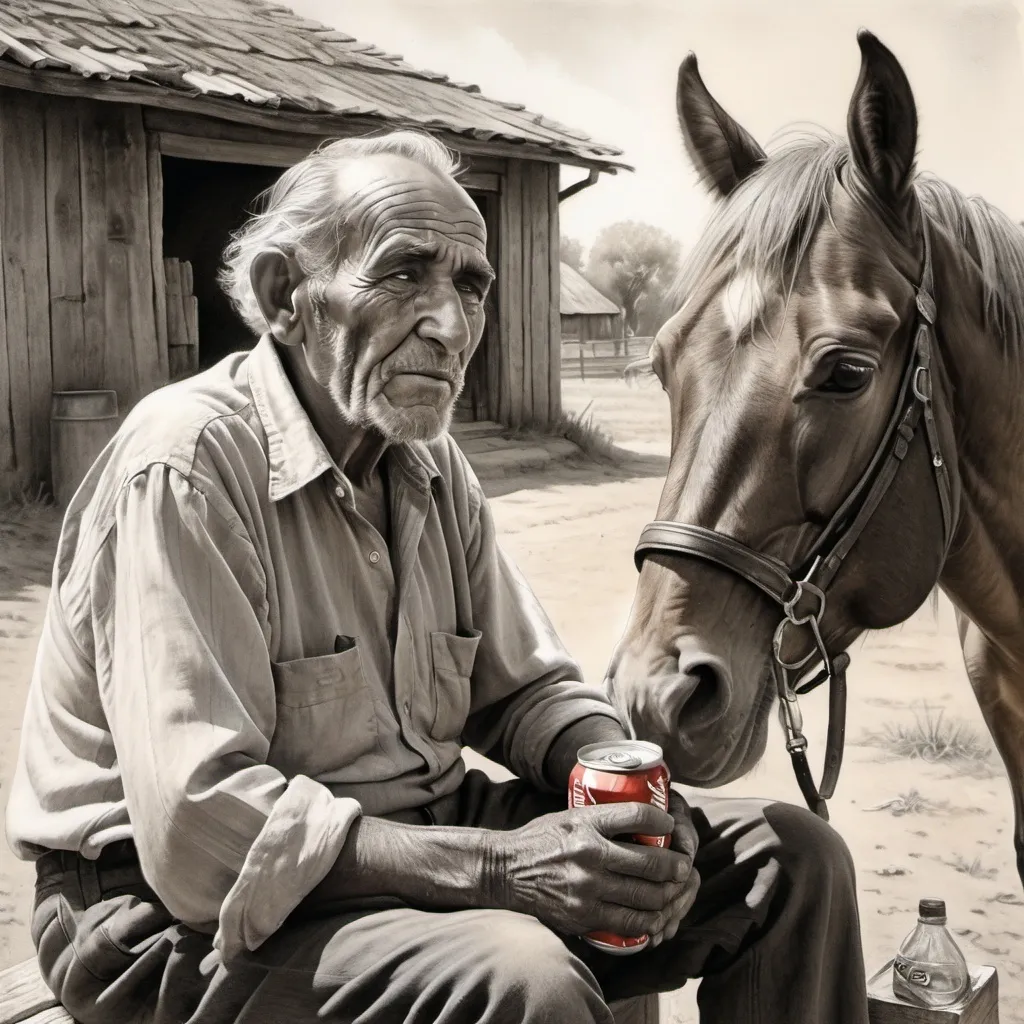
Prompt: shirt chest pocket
<box><xmin>428</xmin><ymin>629</ymin><xmax>481</xmax><ymax>743</ymax></box>
<box><xmin>268</xmin><ymin>645</ymin><xmax>379</xmax><ymax>779</ymax></box>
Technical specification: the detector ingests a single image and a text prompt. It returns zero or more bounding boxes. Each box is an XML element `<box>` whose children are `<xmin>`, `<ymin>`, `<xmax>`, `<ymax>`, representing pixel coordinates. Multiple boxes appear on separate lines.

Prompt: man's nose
<box><xmin>417</xmin><ymin>282</ymin><xmax>473</xmax><ymax>354</ymax></box>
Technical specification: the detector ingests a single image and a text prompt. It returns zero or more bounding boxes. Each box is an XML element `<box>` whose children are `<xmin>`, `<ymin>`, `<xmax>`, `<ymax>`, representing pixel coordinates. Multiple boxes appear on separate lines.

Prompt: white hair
<box><xmin>219</xmin><ymin>130</ymin><xmax>462</xmax><ymax>333</ymax></box>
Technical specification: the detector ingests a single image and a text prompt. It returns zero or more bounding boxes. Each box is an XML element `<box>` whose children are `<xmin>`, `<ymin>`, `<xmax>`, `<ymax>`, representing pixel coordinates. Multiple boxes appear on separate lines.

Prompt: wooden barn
<box><xmin>0</xmin><ymin>0</ymin><xmax>627</xmax><ymax>498</ymax></box>
<box><xmin>559</xmin><ymin>261</ymin><xmax>623</xmax><ymax>342</ymax></box>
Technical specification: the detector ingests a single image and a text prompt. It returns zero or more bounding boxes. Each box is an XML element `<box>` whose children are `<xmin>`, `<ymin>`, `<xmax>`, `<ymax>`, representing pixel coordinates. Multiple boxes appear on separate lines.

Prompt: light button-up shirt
<box><xmin>5</xmin><ymin>335</ymin><xmax>621</xmax><ymax>960</ymax></box>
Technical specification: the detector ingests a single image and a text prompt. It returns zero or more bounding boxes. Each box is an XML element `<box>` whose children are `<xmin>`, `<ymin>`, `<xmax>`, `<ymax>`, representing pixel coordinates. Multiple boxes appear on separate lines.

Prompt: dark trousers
<box><xmin>31</xmin><ymin>770</ymin><xmax>870</xmax><ymax>1024</ymax></box>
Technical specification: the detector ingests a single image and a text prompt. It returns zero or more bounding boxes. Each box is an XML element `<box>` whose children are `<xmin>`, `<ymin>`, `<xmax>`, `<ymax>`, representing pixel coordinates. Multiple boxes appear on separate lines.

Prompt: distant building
<box><xmin>559</xmin><ymin>263</ymin><xmax>623</xmax><ymax>342</ymax></box>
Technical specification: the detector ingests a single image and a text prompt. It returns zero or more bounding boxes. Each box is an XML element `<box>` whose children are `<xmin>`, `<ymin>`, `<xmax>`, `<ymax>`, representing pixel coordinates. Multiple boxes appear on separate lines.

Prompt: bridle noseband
<box><xmin>633</xmin><ymin>221</ymin><xmax>955</xmax><ymax>820</ymax></box>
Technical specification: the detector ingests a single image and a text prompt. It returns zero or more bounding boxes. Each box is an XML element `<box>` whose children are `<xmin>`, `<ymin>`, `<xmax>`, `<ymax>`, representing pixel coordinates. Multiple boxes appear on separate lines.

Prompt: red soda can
<box><xmin>567</xmin><ymin>740</ymin><xmax>671</xmax><ymax>954</ymax></box>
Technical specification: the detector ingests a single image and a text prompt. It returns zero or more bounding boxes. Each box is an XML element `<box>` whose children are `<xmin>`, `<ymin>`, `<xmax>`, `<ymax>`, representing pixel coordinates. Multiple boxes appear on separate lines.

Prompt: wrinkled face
<box><xmin>305</xmin><ymin>154</ymin><xmax>493</xmax><ymax>442</ymax></box>
<box><xmin>603</xmin><ymin>186</ymin><xmax>952</xmax><ymax>786</ymax></box>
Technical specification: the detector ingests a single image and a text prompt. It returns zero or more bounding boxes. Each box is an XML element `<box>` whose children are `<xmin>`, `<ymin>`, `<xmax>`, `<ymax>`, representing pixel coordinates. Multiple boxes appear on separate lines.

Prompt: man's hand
<box><xmin>656</xmin><ymin>788</ymin><xmax>700</xmax><ymax>945</ymax></box>
<box><xmin>483</xmin><ymin>801</ymin><xmax>696</xmax><ymax>946</ymax></box>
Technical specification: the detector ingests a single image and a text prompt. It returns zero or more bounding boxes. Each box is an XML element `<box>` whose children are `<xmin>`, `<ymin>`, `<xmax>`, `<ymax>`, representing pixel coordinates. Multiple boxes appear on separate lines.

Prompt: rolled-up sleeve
<box><xmin>458</xmin><ymin>466</ymin><xmax>624</xmax><ymax>789</ymax></box>
<box><xmin>99</xmin><ymin>464</ymin><xmax>360</xmax><ymax>959</ymax></box>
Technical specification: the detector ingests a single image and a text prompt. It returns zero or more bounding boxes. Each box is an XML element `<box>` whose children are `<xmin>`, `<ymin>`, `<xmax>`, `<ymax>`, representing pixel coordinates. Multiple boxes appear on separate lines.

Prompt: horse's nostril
<box><xmin>675</xmin><ymin>659</ymin><xmax>731</xmax><ymax>728</ymax></box>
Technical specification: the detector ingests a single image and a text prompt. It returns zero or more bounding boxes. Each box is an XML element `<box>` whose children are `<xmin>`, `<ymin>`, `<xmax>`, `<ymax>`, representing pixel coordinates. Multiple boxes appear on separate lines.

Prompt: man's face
<box><xmin>302</xmin><ymin>154</ymin><xmax>493</xmax><ymax>442</ymax></box>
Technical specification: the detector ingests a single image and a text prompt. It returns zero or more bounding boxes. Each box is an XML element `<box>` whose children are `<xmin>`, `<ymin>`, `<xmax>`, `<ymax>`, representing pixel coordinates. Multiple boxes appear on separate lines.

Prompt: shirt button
<box><xmin>368</xmin><ymin>550</ymin><xmax>381</xmax><ymax>564</ymax></box>
<box><xmin>403</xmin><ymin>701</ymin><xmax>410</xmax><ymax>714</ymax></box>
<box><xmin>334</xmin><ymin>485</ymin><xmax>345</xmax><ymax>499</ymax></box>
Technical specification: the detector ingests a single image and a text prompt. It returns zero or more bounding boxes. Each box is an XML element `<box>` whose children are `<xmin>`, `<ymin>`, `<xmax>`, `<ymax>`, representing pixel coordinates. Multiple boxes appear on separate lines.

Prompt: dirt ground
<box><xmin>1</xmin><ymin>375</ymin><xmax>1021</xmax><ymax>1023</ymax></box>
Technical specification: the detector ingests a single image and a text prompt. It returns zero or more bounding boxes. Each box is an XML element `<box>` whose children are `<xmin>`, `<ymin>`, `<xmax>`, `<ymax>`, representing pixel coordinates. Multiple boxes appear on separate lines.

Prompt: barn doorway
<box><xmin>161</xmin><ymin>156</ymin><xmax>280</xmax><ymax>371</ymax></box>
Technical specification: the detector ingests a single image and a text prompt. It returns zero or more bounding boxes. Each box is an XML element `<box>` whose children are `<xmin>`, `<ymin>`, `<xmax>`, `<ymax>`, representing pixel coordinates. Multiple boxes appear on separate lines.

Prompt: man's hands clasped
<box><xmin>483</xmin><ymin>789</ymin><xmax>700</xmax><ymax>947</ymax></box>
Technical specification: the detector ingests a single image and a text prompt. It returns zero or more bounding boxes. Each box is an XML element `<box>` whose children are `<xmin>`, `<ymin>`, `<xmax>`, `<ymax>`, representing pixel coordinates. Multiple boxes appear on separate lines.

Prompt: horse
<box><xmin>603</xmin><ymin>29</ymin><xmax>1024</xmax><ymax>889</ymax></box>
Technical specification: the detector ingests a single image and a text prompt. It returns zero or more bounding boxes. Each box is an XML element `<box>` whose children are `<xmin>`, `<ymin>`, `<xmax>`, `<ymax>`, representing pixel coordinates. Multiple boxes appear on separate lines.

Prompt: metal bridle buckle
<box><xmin>912</xmin><ymin>365</ymin><xmax>932</xmax><ymax>404</ymax></box>
<box><xmin>777</xmin><ymin>683</ymin><xmax>808</xmax><ymax>754</ymax></box>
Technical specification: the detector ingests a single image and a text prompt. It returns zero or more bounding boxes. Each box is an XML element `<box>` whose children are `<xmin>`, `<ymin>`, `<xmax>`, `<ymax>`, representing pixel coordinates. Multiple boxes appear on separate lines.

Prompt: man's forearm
<box><xmin>544</xmin><ymin>714</ymin><xmax>630</xmax><ymax>790</ymax></box>
<box><xmin>308</xmin><ymin>815</ymin><xmax>500</xmax><ymax>911</ymax></box>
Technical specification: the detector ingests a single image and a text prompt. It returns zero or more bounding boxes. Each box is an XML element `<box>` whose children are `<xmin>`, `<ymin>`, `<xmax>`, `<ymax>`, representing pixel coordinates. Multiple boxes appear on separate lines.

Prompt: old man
<box><xmin>6</xmin><ymin>130</ymin><xmax>869</xmax><ymax>1024</ymax></box>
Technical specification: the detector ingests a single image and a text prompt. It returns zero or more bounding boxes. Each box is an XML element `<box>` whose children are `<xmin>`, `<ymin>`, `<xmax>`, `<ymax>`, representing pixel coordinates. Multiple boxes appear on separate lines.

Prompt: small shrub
<box><xmin>865</xmin><ymin>789</ymin><xmax>945</xmax><ymax>816</ymax></box>
<box><xmin>859</xmin><ymin>703</ymin><xmax>996</xmax><ymax>770</ymax></box>
<box><xmin>944</xmin><ymin>854</ymin><xmax>997</xmax><ymax>880</ymax></box>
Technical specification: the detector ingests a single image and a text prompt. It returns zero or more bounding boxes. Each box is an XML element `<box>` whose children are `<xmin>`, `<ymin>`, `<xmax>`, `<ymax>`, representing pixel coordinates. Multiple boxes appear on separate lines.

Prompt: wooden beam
<box><xmin>529</xmin><ymin>163</ymin><xmax>551</xmax><ymax>426</ymax></box>
<box><xmin>483</xmin><ymin>195</ymin><xmax>501</xmax><ymax>423</ymax></box>
<box><xmin>547</xmin><ymin>163</ymin><xmax>562</xmax><ymax>423</ymax></box>
<box><xmin>121</xmin><ymin>105</ymin><xmax>163</xmax><ymax>409</ymax></box>
<box><xmin>146</xmin><ymin>134</ymin><xmax>169</xmax><ymax>383</ymax></box>
<box><xmin>2</xmin><ymin>90</ymin><xmax>52</xmax><ymax>485</ymax></box>
<box><xmin>499</xmin><ymin>161</ymin><xmax>524</xmax><ymax>427</ymax></box>
<box><xmin>0</xmin><ymin>957</ymin><xmax>67</xmax><ymax>1024</ymax></box>
<box><xmin>0</xmin><ymin>97</ymin><xmax>11</xmax><ymax>475</ymax></box>
<box><xmin>461</xmin><ymin>172</ymin><xmax>501</xmax><ymax>194</ymax></box>
<box><xmin>45</xmin><ymin>98</ymin><xmax>86</xmax><ymax>393</ymax></box>
<box><xmin>78</xmin><ymin>101</ymin><xmax>107</xmax><ymax>392</ymax></box>
<box><xmin>155</xmin><ymin>130</ymin><xmax>318</xmax><ymax>167</ymax></box>
<box><xmin>101</xmin><ymin>108</ymin><xmax>134</xmax><ymax>410</ymax></box>
<box><xmin>520</xmin><ymin>163</ymin><xmax>533</xmax><ymax>425</ymax></box>
<box><xmin>0</xmin><ymin>67</ymin><xmax>630</xmax><ymax>172</ymax></box>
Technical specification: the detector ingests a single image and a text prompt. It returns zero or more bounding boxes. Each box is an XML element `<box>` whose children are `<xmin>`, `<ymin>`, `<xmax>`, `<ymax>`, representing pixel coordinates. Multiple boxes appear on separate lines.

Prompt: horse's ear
<box><xmin>847</xmin><ymin>30</ymin><xmax>918</xmax><ymax>214</ymax></box>
<box><xmin>677</xmin><ymin>53</ymin><xmax>766</xmax><ymax>198</ymax></box>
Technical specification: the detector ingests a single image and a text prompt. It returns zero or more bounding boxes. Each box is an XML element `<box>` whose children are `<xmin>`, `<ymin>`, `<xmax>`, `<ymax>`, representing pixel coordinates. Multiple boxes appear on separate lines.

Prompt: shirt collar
<box><xmin>247</xmin><ymin>335</ymin><xmax>443</xmax><ymax>502</ymax></box>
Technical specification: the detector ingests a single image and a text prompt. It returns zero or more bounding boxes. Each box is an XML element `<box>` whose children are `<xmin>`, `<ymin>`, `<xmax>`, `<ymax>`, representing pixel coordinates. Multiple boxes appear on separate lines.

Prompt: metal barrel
<box><xmin>49</xmin><ymin>390</ymin><xmax>119</xmax><ymax>508</ymax></box>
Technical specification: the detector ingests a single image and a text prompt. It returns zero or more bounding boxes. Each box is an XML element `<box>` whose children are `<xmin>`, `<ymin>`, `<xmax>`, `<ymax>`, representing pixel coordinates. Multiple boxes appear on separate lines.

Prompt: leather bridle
<box><xmin>633</xmin><ymin>220</ymin><xmax>956</xmax><ymax>821</ymax></box>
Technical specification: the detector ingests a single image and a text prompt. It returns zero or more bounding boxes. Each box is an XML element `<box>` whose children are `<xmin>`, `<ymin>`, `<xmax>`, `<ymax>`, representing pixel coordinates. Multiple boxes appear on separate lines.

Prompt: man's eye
<box><xmin>456</xmin><ymin>283</ymin><xmax>484</xmax><ymax>300</ymax></box>
<box><xmin>388</xmin><ymin>271</ymin><xmax>415</xmax><ymax>283</ymax></box>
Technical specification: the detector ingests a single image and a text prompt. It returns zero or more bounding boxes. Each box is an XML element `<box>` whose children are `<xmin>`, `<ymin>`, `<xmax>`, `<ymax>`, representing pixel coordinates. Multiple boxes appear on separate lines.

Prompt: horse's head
<box><xmin>605</xmin><ymin>31</ymin><xmax>959</xmax><ymax>788</ymax></box>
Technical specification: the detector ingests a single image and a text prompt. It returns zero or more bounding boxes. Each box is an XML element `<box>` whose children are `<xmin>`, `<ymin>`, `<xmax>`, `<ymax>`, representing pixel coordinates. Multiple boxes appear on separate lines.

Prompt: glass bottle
<box><xmin>892</xmin><ymin>898</ymin><xmax>971</xmax><ymax>1008</ymax></box>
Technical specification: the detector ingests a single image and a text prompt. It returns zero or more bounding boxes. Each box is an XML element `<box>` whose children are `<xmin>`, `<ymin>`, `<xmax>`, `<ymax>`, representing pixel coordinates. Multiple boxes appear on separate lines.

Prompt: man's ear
<box><xmin>250</xmin><ymin>250</ymin><xmax>307</xmax><ymax>347</ymax></box>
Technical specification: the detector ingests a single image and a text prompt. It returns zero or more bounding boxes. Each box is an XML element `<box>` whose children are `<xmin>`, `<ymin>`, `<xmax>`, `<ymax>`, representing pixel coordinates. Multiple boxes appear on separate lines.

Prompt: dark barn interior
<box><xmin>162</xmin><ymin>156</ymin><xmax>280</xmax><ymax>369</ymax></box>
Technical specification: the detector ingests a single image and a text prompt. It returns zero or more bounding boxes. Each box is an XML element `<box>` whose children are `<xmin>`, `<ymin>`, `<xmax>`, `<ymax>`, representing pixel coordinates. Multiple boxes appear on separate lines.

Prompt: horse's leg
<box><xmin>956</xmin><ymin>610</ymin><xmax>1024</xmax><ymax>889</ymax></box>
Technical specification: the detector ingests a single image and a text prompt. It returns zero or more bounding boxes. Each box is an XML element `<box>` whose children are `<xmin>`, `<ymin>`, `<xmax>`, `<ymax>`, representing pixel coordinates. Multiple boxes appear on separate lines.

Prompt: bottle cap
<box><xmin>919</xmin><ymin>898</ymin><xmax>947</xmax><ymax>922</ymax></box>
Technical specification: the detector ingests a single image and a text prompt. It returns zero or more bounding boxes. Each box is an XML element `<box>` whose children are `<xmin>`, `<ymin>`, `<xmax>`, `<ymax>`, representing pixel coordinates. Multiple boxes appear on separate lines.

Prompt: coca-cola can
<box><xmin>568</xmin><ymin>739</ymin><xmax>671</xmax><ymax>955</ymax></box>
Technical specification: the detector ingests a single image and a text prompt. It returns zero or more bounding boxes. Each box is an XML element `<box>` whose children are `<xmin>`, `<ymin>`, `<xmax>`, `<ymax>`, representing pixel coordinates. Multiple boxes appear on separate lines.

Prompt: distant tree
<box><xmin>584</xmin><ymin>221</ymin><xmax>682</xmax><ymax>344</ymax></box>
<box><xmin>560</xmin><ymin>235</ymin><xmax>585</xmax><ymax>272</ymax></box>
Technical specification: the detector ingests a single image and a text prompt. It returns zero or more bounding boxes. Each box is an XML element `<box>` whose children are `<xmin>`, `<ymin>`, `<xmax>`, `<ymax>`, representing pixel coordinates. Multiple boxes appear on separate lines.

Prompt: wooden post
<box><xmin>579</xmin><ymin>343</ymin><xmax>585</xmax><ymax>381</ymax></box>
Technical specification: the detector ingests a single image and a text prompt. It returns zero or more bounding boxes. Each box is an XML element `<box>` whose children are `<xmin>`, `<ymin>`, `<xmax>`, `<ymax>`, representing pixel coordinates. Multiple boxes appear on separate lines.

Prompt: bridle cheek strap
<box><xmin>632</xmin><ymin>220</ymin><xmax>954</xmax><ymax>821</ymax></box>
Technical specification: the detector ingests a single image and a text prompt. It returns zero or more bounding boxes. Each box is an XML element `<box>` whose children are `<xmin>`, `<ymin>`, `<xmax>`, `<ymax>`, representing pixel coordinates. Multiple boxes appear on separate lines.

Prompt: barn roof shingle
<box><xmin>0</xmin><ymin>0</ymin><xmax>628</xmax><ymax>170</ymax></box>
<box><xmin>560</xmin><ymin>262</ymin><xmax>621</xmax><ymax>316</ymax></box>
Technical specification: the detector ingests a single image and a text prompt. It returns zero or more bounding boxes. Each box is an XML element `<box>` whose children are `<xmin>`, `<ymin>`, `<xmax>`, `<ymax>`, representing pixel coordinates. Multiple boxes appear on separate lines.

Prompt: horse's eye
<box><xmin>821</xmin><ymin>360</ymin><xmax>874</xmax><ymax>395</ymax></box>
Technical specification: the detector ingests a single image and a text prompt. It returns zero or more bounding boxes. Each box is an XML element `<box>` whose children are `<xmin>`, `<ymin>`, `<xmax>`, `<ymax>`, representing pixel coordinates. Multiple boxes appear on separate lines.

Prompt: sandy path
<box><xmin>0</xmin><ymin>377</ymin><xmax>1020</xmax><ymax>1024</ymax></box>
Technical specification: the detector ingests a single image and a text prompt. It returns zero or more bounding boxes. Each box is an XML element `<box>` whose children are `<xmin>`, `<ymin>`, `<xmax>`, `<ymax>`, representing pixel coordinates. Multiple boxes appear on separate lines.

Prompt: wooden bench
<box><xmin>0</xmin><ymin>955</ymin><xmax>660</xmax><ymax>1024</ymax></box>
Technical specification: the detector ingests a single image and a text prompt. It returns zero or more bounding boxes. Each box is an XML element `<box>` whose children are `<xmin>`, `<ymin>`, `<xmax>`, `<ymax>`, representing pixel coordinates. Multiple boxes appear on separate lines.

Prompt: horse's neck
<box><xmin>936</xmin><ymin>235</ymin><xmax>1024</xmax><ymax>646</ymax></box>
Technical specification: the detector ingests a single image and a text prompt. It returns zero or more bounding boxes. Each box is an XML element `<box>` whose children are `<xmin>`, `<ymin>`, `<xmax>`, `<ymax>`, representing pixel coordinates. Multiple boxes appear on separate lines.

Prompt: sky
<box><xmin>285</xmin><ymin>0</ymin><xmax>1024</xmax><ymax>257</ymax></box>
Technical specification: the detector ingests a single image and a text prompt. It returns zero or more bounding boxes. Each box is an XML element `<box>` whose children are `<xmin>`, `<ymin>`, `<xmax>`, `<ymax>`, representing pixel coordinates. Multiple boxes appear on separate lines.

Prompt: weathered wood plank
<box><xmin>2</xmin><ymin>90</ymin><xmax>52</xmax><ymax>487</ymax></box>
<box><xmin>528</xmin><ymin>162</ymin><xmax>549</xmax><ymax>427</ymax></box>
<box><xmin>0</xmin><ymin>956</ymin><xmax>62</xmax><ymax>1024</ymax></box>
<box><xmin>78</xmin><ymin>101</ymin><xmax>107</xmax><ymax>391</ymax></box>
<box><xmin>499</xmin><ymin>160</ymin><xmax>524</xmax><ymax>427</ymax></box>
<box><xmin>45</xmin><ymin>98</ymin><xmax>86</xmax><ymax>393</ymax></box>
<box><xmin>547</xmin><ymin>163</ymin><xmax>562</xmax><ymax>423</ymax></box>
<box><xmin>100</xmin><ymin>107</ymin><xmax>134</xmax><ymax>408</ymax></box>
<box><xmin>164</xmin><ymin>257</ymin><xmax>195</xmax><ymax>380</ymax></box>
<box><xmin>146</xmin><ymin>134</ymin><xmax>169</xmax><ymax>383</ymax></box>
<box><xmin>483</xmin><ymin>194</ymin><xmax>500</xmax><ymax>423</ymax></box>
<box><xmin>519</xmin><ymin>163</ymin><xmax>534</xmax><ymax>426</ymax></box>
<box><xmin>0</xmin><ymin>92</ymin><xmax>13</xmax><ymax>477</ymax></box>
<box><xmin>121</xmin><ymin>105</ymin><xmax>162</xmax><ymax>407</ymax></box>
<box><xmin>155</xmin><ymin>130</ymin><xmax>318</xmax><ymax>168</ymax></box>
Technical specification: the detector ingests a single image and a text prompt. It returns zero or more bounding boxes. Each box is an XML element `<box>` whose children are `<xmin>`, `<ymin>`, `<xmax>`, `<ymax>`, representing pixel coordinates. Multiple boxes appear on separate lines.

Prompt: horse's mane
<box><xmin>655</xmin><ymin>127</ymin><xmax>1024</xmax><ymax>360</ymax></box>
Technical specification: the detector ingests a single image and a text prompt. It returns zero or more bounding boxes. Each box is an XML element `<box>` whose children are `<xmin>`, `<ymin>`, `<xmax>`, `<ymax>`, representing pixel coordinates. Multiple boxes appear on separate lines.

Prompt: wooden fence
<box><xmin>560</xmin><ymin>337</ymin><xmax>653</xmax><ymax>380</ymax></box>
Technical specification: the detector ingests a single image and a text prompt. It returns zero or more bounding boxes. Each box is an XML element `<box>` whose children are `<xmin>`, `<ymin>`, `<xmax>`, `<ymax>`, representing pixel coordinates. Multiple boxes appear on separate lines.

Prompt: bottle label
<box><xmin>894</xmin><ymin>954</ymin><xmax>932</xmax><ymax>988</ymax></box>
